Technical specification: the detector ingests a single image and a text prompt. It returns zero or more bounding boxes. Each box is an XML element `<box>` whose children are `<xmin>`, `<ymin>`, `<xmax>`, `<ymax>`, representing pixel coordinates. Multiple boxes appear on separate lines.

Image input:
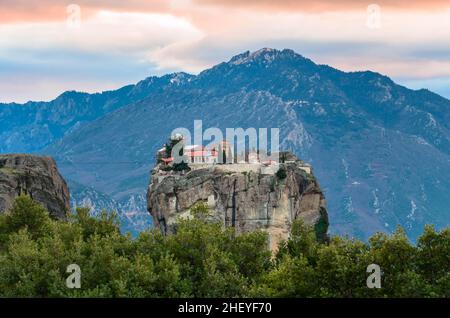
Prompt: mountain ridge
<box><xmin>2</xmin><ymin>48</ymin><xmax>449</xmax><ymax>240</ymax></box>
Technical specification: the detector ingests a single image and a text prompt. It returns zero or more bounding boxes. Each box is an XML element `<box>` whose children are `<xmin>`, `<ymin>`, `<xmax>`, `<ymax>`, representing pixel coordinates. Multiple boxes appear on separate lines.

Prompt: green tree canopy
<box><xmin>0</xmin><ymin>196</ymin><xmax>448</xmax><ymax>298</ymax></box>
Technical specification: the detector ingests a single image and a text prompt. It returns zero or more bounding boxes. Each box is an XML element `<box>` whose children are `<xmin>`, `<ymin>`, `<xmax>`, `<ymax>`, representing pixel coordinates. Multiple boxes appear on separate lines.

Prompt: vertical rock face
<box><xmin>0</xmin><ymin>154</ymin><xmax>70</xmax><ymax>219</ymax></box>
<box><xmin>147</xmin><ymin>153</ymin><xmax>328</xmax><ymax>251</ymax></box>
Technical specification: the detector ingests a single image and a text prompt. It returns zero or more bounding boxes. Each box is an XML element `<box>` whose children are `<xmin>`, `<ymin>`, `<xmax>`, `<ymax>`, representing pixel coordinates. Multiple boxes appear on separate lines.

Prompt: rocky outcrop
<box><xmin>0</xmin><ymin>154</ymin><xmax>70</xmax><ymax>219</ymax></box>
<box><xmin>147</xmin><ymin>153</ymin><xmax>328</xmax><ymax>251</ymax></box>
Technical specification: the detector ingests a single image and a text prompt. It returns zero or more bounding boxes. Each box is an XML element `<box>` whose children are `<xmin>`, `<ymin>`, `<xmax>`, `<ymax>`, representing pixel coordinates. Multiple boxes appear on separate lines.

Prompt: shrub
<box><xmin>4</xmin><ymin>195</ymin><xmax>51</xmax><ymax>239</ymax></box>
<box><xmin>173</xmin><ymin>162</ymin><xmax>190</xmax><ymax>172</ymax></box>
<box><xmin>276</xmin><ymin>167</ymin><xmax>287</xmax><ymax>179</ymax></box>
<box><xmin>160</xmin><ymin>165</ymin><xmax>173</xmax><ymax>172</ymax></box>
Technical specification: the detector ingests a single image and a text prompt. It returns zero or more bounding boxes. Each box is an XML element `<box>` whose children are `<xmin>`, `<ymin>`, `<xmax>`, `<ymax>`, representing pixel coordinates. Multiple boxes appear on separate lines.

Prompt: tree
<box><xmin>4</xmin><ymin>195</ymin><xmax>51</xmax><ymax>239</ymax></box>
<box><xmin>276</xmin><ymin>220</ymin><xmax>318</xmax><ymax>262</ymax></box>
<box><xmin>276</xmin><ymin>167</ymin><xmax>287</xmax><ymax>179</ymax></box>
<box><xmin>416</xmin><ymin>225</ymin><xmax>450</xmax><ymax>282</ymax></box>
<box><xmin>0</xmin><ymin>196</ymin><xmax>448</xmax><ymax>298</ymax></box>
<box><xmin>250</xmin><ymin>254</ymin><xmax>315</xmax><ymax>297</ymax></box>
<box><xmin>368</xmin><ymin>226</ymin><xmax>417</xmax><ymax>296</ymax></box>
<box><xmin>72</xmin><ymin>207</ymin><xmax>120</xmax><ymax>239</ymax></box>
<box><xmin>173</xmin><ymin>161</ymin><xmax>190</xmax><ymax>172</ymax></box>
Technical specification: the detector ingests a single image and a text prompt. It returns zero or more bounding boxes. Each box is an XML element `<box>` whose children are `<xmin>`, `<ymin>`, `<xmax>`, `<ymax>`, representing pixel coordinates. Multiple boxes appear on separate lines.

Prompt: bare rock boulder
<box><xmin>0</xmin><ymin>154</ymin><xmax>70</xmax><ymax>219</ymax></box>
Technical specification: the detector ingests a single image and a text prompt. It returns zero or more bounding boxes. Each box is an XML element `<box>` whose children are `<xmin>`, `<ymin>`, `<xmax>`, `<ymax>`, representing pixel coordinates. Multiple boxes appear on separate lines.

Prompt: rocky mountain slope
<box><xmin>69</xmin><ymin>179</ymin><xmax>151</xmax><ymax>236</ymax></box>
<box><xmin>2</xmin><ymin>48</ymin><xmax>449</xmax><ymax>240</ymax></box>
<box><xmin>147</xmin><ymin>153</ymin><xmax>328</xmax><ymax>251</ymax></box>
<box><xmin>0</xmin><ymin>73</ymin><xmax>191</xmax><ymax>230</ymax></box>
<box><xmin>0</xmin><ymin>72</ymin><xmax>193</xmax><ymax>154</ymax></box>
<box><xmin>0</xmin><ymin>154</ymin><xmax>70</xmax><ymax>218</ymax></box>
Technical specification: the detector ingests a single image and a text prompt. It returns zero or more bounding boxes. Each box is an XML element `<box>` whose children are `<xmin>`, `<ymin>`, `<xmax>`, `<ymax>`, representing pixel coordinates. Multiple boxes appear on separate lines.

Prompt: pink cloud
<box><xmin>1</xmin><ymin>0</ymin><xmax>450</xmax><ymax>102</ymax></box>
<box><xmin>2</xmin><ymin>0</ymin><xmax>448</xmax><ymax>24</ymax></box>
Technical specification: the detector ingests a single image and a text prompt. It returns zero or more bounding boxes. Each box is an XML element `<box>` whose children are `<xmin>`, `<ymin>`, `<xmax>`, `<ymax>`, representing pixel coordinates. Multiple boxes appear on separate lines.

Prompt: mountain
<box><xmin>0</xmin><ymin>72</ymin><xmax>194</xmax><ymax>153</ymax></box>
<box><xmin>69</xmin><ymin>179</ymin><xmax>151</xmax><ymax>237</ymax></box>
<box><xmin>0</xmin><ymin>72</ymin><xmax>191</xmax><ymax>233</ymax></box>
<box><xmin>2</xmin><ymin>48</ymin><xmax>449</xmax><ymax>240</ymax></box>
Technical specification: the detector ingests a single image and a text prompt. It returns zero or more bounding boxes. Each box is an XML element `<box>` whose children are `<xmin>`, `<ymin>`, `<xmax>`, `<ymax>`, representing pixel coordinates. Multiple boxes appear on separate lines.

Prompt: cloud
<box><xmin>0</xmin><ymin>49</ymin><xmax>160</xmax><ymax>103</ymax></box>
<box><xmin>1</xmin><ymin>1</ymin><xmax>450</xmax><ymax>102</ymax></box>
<box><xmin>0</xmin><ymin>9</ymin><xmax>204</xmax><ymax>102</ymax></box>
<box><xmin>0</xmin><ymin>10</ymin><xmax>203</xmax><ymax>54</ymax></box>
<box><xmin>196</xmin><ymin>0</ymin><xmax>450</xmax><ymax>12</ymax></box>
<box><xmin>1</xmin><ymin>0</ymin><xmax>449</xmax><ymax>21</ymax></box>
<box><xmin>0</xmin><ymin>0</ymin><xmax>171</xmax><ymax>22</ymax></box>
<box><xmin>144</xmin><ymin>9</ymin><xmax>450</xmax><ymax>77</ymax></box>
<box><xmin>0</xmin><ymin>74</ymin><xmax>129</xmax><ymax>103</ymax></box>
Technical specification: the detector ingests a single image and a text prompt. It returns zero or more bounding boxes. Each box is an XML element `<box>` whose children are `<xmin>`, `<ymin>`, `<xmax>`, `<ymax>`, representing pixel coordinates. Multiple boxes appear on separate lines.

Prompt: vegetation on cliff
<box><xmin>0</xmin><ymin>196</ymin><xmax>448</xmax><ymax>298</ymax></box>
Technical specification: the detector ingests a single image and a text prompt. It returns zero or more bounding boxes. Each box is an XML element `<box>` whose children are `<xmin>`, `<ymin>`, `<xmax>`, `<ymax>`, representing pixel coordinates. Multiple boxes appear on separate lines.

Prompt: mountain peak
<box><xmin>56</xmin><ymin>90</ymin><xmax>89</xmax><ymax>100</ymax></box>
<box><xmin>166</xmin><ymin>72</ymin><xmax>194</xmax><ymax>85</ymax></box>
<box><xmin>251</xmin><ymin>47</ymin><xmax>278</xmax><ymax>56</ymax></box>
<box><xmin>228</xmin><ymin>48</ymin><xmax>310</xmax><ymax>66</ymax></box>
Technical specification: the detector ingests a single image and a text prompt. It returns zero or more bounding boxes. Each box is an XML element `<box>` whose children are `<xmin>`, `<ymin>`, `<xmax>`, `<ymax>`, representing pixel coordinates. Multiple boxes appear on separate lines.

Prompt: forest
<box><xmin>0</xmin><ymin>196</ymin><xmax>448</xmax><ymax>298</ymax></box>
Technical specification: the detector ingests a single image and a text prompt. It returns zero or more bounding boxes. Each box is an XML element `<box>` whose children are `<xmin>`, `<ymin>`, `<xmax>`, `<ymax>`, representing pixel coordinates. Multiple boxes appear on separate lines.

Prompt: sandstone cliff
<box><xmin>0</xmin><ymin>154</ymin><xmax>70</xmax><ymax>219</ymax></box>
<box><xmin>147</xmin><ymin>153</ymin><xmax>328</xmax><ymax>251</ymax></box>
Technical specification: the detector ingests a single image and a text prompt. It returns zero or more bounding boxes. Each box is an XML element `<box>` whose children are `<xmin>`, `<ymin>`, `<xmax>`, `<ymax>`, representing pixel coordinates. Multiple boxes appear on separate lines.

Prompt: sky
<box><xmin>1</xmin><ymin>0</ymin><xmax>450</xmax><ymax>103</ymax></box>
